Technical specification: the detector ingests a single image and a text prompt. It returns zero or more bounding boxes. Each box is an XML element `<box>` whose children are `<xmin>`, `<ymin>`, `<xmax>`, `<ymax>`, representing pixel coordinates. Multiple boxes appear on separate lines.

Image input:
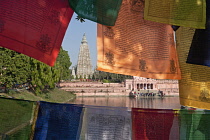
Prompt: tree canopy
<box><xmin>85</xmin><ymin>68</ymin><xmax>132</xmax><ymax>83</ymax></box>
<box><xmin>0</xmin><ymin>47</ymin><xmax>71</xmax><ymax>94</ymax></box>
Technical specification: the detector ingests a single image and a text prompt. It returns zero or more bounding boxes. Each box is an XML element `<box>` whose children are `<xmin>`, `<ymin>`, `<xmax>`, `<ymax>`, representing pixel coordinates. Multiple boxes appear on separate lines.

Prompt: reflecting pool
<box><xmin>69</xmin><ymin>96</ymin><xmax>180</xmax><ymax>109</ymax></box>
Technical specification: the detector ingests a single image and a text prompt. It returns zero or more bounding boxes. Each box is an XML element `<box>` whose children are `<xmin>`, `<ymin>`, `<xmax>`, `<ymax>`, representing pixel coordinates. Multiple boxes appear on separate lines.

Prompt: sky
<box><xmin>62</xmin><ymin>13</ymin><xmax>97</xmax><ymax>70</ymax></box>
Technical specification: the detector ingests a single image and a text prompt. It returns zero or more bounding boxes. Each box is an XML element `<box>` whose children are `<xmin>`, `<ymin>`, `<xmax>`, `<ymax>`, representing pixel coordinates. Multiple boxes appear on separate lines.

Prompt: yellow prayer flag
<box><xmin>176</xmin><ymin>27</ymin><xmax>210</xmax><ymax>110</ymax></box>
<box><xmin>144</xmin><ymin>0</ymin><xmax>206</xmax><ymax>29</ymax></box>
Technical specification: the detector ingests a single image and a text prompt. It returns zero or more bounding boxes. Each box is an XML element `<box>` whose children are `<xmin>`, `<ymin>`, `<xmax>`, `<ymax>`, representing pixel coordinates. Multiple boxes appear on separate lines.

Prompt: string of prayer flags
<box><xmin>187</xmin><ymin>0</ymin><xmax>210</xmax><ymax>67</ymax></box>
<box><xmin>0</xmin><ymin>0</ymin><xmax>73</xmax><ymax>66</ymax></box>
<box><xmin>33</xmin><ymin>101</ymin><xmax>84</xmax><ymax>140</ymax></box>
<box><xmin>68</xmin><ymin>0</ymin><xmax>122</xmax><ymax>26</ymax></box>
<box><xmin>3</xmin><ymin>97</ymin><xmax>210</xmax><ymax>139</ymax></box>
<box><xmin>144</xmin><ymin>0</ymin><xmax>206</xmax><ymax>29</ymax></box>
<box><xmin>176</xmin><ymin>26</ymin><xmax>210</xmax><ymax>110</ymax></box>
<box><xmin>97</xmin><ymin>0</ymin><xmax>181</xmax><ymax>79</ymax></box>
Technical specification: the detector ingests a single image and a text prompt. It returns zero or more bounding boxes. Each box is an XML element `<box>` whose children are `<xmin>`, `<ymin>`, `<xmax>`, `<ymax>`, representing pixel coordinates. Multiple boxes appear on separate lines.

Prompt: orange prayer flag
<box><xmin>0</xmin><ymin>0</ymin><xmax>74</xmax><ymax>66</ymax></box>
<box><xmin>97</xmin><ymin>0</ymin><xmax>181</xmax><ymax>79</ymax></box>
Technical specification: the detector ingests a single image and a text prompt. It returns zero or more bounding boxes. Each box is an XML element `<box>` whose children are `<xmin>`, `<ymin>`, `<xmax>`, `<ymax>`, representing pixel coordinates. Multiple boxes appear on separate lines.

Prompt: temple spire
<box><xmin>76</xmin><ymin>34</ymin><xmax>93</xmax><ymax>78</ymax></box>
<box><xmin>81</xmin><ymin>33</ymin><xmax>87</xmax><ymax>44</ymax></box>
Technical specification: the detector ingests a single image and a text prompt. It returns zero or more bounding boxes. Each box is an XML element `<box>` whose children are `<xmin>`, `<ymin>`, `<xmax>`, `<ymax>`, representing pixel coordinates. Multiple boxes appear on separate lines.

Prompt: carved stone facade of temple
<box><xmin>125</xmin><ymin>76</ymin><xmax>179</xmax><ymax>95</ymax></box>
<box><xmin>76</xmin><ymin>33</ymin><xmax>93</xmax><ymax>78</ymax></box>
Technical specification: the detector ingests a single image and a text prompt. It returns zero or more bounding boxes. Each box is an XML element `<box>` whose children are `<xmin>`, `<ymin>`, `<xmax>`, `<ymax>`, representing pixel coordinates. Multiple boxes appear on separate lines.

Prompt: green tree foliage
<box><xmin>75</xmin><ymin>15</ymin><xmax>85</xmax><ymax>23</ymax></box>
<box><xmin>0</xmin><ymin>47</ymin><xmax>71</xmax><ymax>94</ymax></box>
<box><xmin>0</xmin><ymin>48</ymin><xmax>31</xmax><ymax>89</ymax></box>
<box><xmin>93</xmin><ymin>70</ymin><xmax>132</xmax><ymax>83</ymax></box>
<box><xmin>30</xmin><ymin>59</ymin><xmax>58</xmax><ymax>94</ymax></box>
<box><xmin>70</xmin><ymin>75</ymin><xmax>74</xmax><ymax>80</ymax></box>
<box><xmin>92</xmin><ymin>74</ymin><xmax>95</xmax><ymax>80</ymax></box>
<box><xmin>75</xmin><ymin>75</ymin><xmax>78</xmax><ymax>79</ymax></box>
<box><xmin>56</xmin><ymin>47</ymin><xmax>72</xmax><ymax>81</ymax></box>
<box><xmin>79</xmin><ymin>75</ymin><xmax>82</xmax><ymax>80</ymax></box>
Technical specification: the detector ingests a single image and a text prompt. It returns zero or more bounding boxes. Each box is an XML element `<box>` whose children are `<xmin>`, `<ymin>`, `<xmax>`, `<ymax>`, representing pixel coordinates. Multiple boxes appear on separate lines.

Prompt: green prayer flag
<box><xmin>68</xmin><ymin>0</ymin><xmax>122</xmax><ymax>26</ymax></box>
<box><xmin>179</xmin><ymin>109</ymin><xmax>210</xmax><ymax>140</ymax></box>
<box><xmin>0</xmin><ymin>98</ymin><xmax>35</xmax><ymax>140</ymax></box>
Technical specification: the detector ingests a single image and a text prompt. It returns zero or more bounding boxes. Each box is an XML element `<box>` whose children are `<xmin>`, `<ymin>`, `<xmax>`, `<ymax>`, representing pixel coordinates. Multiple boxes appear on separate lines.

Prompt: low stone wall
<box><xmin>59</xmin><ymin>82</ymin><xmax>125</xmax><ymax>88</ymax></box>
<box><xmin>63</xmin><ymin>87</ymin><xmax>127</xmax><ymax>93</ymax></box>
<box><xmin>74</xmin><ymin>92</ymin><xmax>128</xmax><ymax>97</ymax></box>
<box><xmin>60</xmin><ymin>82</ymin><xmax>127</xmax><ymax>96</ymax></box>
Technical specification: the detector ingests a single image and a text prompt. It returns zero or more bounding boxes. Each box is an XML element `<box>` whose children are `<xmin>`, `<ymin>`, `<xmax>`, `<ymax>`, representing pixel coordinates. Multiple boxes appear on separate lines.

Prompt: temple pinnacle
<box><xmin>82</xmin><ymin>33</ymin><xmax>87</xmax><ymax>43</ymax></box>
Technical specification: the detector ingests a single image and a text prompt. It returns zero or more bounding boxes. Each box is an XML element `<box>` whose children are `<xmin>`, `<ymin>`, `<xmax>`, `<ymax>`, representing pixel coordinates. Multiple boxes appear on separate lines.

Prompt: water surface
<box><xmin>69</xmin><ymin>96</ymin><xmax>180</xmax><ymax>109</ymax></box>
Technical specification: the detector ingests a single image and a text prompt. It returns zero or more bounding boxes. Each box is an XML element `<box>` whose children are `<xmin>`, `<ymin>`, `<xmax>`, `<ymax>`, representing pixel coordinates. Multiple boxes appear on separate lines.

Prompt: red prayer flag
<box><xmin>0</xmin><ymin>0</ymin><xmax>73</xmax><ymax>66</ymax></box>
<box><xmin>132</xmin><ymin>108</ymin><xmax>177</xmax><ymax>140</ymax></box>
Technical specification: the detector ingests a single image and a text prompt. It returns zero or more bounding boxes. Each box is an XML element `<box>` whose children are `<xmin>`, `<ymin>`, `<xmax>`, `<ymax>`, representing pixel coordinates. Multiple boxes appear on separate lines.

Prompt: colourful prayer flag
<box><xmin>68</xmin><ymin>0</ymin><xmax>122</xmax><ymax>26</ymax></box>
<box><xmin>0</xmin><ymin>0</ymin><xmax>73</xmax><ymax>66</ymax></box>
<box><xmin>132</xmin><ymin>108</ymin><xmax>177</xmax><ymax>140</ymax></box>
<box><xmin>176</xmin><ymin>26</ymin><xmax>210</xmax><ymax>110</ymax></box>
<box><xmin>187</xmin><ymin>0</ymin><xmax>210</xmax><ymax>67</ymax></box>
<box><xmin>0</xmin><ymin>97</ymin><xmax>35</xmax><ymax>140</ymax></box>
<box><xmin>33</xmin><ymin>101</ymin><xmax>84</xmax><ymax>140</ymax></box>
<box><xmin>144</xmin><ymin>0</ymin><xmax>206</xmax><ymax>29</ymax></box>
<box><xmin>97</xmin><ymin>0</ymin><xmax>181</xmax><ymax>79</ymax></box>
<box><xmin>80</xmin><ymin>106</ymin><xmax>131</xmax><ymax>140</ymax></box>
<box><xmin>179</xmin><ymin>109</ymin><xmax>210</xmax><ymax>139</ymax></box>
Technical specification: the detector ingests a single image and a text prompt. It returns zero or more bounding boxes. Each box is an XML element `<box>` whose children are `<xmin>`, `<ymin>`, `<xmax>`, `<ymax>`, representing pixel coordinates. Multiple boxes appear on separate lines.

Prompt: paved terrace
<box><xmin>59</xmin><ymin>82</ymin><xmax>129</xmax><ymax>96</ymax></box>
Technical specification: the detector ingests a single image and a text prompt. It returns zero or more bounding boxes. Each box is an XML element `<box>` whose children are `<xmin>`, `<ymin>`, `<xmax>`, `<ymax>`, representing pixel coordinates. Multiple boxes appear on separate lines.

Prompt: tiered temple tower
<box><xmin>76</xmin><ymin>33</ymin><xmax>93</xmax><ymax>78</ymax></box>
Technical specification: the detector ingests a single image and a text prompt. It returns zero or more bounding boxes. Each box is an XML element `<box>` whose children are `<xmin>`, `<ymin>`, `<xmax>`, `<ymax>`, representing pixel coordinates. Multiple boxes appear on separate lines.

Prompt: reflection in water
<box><xmin>69</xmin><ymin>96</ymin><xmax>180</xmax><ymax>109</ymax></box>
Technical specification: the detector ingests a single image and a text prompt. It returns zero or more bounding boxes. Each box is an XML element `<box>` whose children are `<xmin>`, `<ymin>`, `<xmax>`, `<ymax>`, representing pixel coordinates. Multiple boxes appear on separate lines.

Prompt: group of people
<box><xmin>129</xmin><ymin>91</ymin><xmax>156</xmax><ymax>97</ymax></box>
<box><xmin>129</xmin><ymin>89</ymin><xmax>165</xmax><ymax>98</ymax></box>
